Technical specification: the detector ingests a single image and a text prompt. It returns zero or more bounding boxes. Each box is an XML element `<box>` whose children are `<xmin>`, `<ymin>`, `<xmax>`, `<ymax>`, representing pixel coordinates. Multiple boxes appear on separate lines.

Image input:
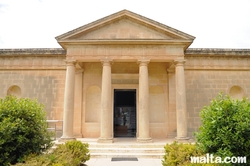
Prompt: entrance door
<box><xmin>114</xmin><ymin>89</ymin><xmax>136</xmax><ymax>137</ymax></box>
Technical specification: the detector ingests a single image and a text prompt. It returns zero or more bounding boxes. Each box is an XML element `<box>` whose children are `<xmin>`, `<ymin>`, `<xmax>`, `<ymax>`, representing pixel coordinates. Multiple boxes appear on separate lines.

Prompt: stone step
<box><xmin>88</xmin><ymin>143</ymin><xmax>166</xmax><ymax>148</ymax></box>
<box><xmin>89</xmin><ymin>147</ymin><xmax>164</xmax><ymax>153</ymax></box>
<box><xmin>88</xmin><ymin>143</ymin><xmax>165</xmax><ymax>159</ymax></box>
<box><xmin>90</xmin><ymin>152</ymin><xmax>165</xmax><ymax>159</ymax></box>
<box><xmin>53</xmin><ymin>139</ymin><xmax>167</xmax><ymax>159</ymax></box>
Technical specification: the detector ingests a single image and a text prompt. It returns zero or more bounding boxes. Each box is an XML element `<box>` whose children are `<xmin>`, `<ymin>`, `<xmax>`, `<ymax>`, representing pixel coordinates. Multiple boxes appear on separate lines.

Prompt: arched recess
<box><xmin>7</xmin><ymin>85</ymin><xmax>22</xmax><ymax>97</ymax></box>
<box><xmin>229</xmin><ymin>85</ymin><xmax>244</xmax><ymax>99</ymax></box>
<box><xmin>85</xmin><ymin>85</ymin><xmax>101</xmax><ymax>122</ymax></box>
<box><xmin>149</xmin><ymin>86</ymin><xmax>165</xmax><ymax>123</ymax></box>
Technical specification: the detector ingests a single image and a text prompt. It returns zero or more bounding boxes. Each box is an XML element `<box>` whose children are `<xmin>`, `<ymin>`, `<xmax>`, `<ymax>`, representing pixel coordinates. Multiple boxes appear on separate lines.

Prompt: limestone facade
<box><xmin>0</xmin><ymin>10</ymin><xmax>250</xmax><ymax>140</ymax></box>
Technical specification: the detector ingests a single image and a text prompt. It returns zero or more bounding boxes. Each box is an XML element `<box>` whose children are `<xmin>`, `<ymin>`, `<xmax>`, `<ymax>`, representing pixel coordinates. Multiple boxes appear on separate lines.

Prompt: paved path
<box><xmin>84</xmin><ymin>158</ymin><xmax>162</xmax><ymax>166</ymax></box>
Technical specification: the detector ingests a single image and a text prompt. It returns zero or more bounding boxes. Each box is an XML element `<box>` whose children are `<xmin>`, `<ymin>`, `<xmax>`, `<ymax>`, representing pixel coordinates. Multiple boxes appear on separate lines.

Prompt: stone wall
<box><xmin>185</xmin><ymin>53</ymin><xmax>250</xmax><ymax>137</ymax></box>
<box><xmin>0</xmin><ymin>70</ymin><xmax>66</xmax><ymax>119</ymax></box>
<box><xmin>82</xmin><ymin>62</ymin><xmax>102</xmax><ymax>137</ymax></box>
<box><xmin>148</xmin><ymin>62</ymin><xmax>170</xmax><ymax>138</ymax></box>
<box><xmin>0</xmin><ymin>49</ymin><xmax>66</xmax><ymax>123</ymax></box>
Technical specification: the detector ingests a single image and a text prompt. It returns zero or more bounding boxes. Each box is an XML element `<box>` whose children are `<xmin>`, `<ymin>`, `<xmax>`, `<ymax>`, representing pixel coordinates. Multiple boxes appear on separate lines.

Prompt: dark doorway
<box><xmin>114</xmin><ymin>89</ymin><xmax>136</xmax><ymax>137</ymax></box>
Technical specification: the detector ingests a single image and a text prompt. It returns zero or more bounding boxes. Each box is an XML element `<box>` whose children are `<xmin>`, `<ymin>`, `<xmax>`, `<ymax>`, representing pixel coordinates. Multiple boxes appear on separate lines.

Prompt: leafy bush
<box><xmin>195</xmin><ymin>93</ymin><xmax>250</xmax><ymax>164</ymax></box>
<box><xmin>51</xmin><ymin>140</ymin><xmax>90</xmax><ymax>165</ymax></box>
<box><xmin>162</xmin><ymin>141</ymin><xmax>199</xmax><ymax>166</ymax></box>
<box><xmin>15</xmin><ymin>140</ymin><xmax>90</xmax><ymax>166</ymax></box>
<box><xmin>162</xmin><ymin>141</ymin><xmax>218</xmax><ymax>166</ymax></box>
<box><xmin>0</xmin><ymin>96</ymin><xmax>53</xmax><ymax>166</ymax></box>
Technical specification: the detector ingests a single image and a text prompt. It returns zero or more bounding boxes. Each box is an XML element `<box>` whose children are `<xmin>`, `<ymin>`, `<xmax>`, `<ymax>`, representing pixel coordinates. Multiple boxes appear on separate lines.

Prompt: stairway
<box><xmin>87</xmin><ymin>138</ymin><xmax>166</xmax><ymax>159</ymax></box>
<box><xmin>53</xmin><ymin>138</ymin><xmax>168</xmax><ymax>159</ymax></box>
<box><xmin>89</xmin><ymin>143</ymin><xmax>165</xmax><ymax>159</ymax></box>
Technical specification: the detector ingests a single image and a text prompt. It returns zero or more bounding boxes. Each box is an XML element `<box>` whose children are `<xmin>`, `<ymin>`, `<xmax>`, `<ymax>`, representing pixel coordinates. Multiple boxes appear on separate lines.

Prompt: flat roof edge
<box><xmin>1</xmin><ymin>48</ymin><xmax>249</xmax><ymax>56</ymax></box>
<box><xmin>186</xmin><ymin>48</ymin><xmax>250</xmax><ymax>56</ymax></box>
<box><xmin>0</xmin><ymin>48</ymin><xmax>66</xmax><ymax>56</ymax></box>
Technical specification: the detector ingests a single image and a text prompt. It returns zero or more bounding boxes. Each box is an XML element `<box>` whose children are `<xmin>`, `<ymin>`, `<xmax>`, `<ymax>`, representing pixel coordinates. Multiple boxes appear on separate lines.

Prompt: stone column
<box><xmin>174</xmin><ymin>58</ymin><xmax>189</xmax><ymax>140</ymax></box>
<box><xmin>137</xmin><ymin>60</ymin><xmax>152</xmax><ymax>143</ymax></box>
<box><xmin>74</xmin><ymin>68</ymin><xmax>84</xmax><ymax>138</ymax></box>
<box><xmin>98</xmin><ymin>59</ymin><xmax>113</xmax><ymax>143</ymax></box>
<box><xmin>60</xmin><ymin>60</ymin><xmax>76</xmax><ymax>141</ymax></box>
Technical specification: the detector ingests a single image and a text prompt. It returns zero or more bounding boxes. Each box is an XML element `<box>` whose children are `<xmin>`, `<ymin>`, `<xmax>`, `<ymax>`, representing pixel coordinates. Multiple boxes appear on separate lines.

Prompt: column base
<box><xmin>58</xmin><ymin>137</ymin><xmax>76</xmax><ymax>142</ymax></box>
<box><xmin>74</xmin><ymin>133</ymin><xmax>83</xmax><ymax>138</ymax></box>
<box><xmin>137</xmin><ymin>137</ymin><xmax>153</xmax><ymax>143</ymax></box>
<box><xmin>175</xmin><ymin>136</ymin><xmax>190</xmax><ymax>140</ymax></box>
<box><xmin>98</xmin><ymin>137</ymin><xmax>113</xmax><ymax>143</ymax></box>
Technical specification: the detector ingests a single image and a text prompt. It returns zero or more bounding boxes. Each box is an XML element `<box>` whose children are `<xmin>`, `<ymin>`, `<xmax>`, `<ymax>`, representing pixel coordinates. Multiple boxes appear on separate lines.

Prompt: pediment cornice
<box><xmin>56</xmin><ymin>10</ymin><xmax>195</xmax><ymax>50</ymax></box>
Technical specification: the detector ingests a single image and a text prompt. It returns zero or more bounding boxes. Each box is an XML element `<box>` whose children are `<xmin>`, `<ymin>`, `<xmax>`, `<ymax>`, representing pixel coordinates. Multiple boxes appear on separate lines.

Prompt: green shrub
<box><xmin>0</xmin><ymin>96</ymin><xmax>53</xmax><ymax>166</ymax></box>
<box><xmin>14</xmin><ymin>153</ymin><xmax>51</xmax><ymax>166</ymax></box>
<box><xmin>162</xmin><ymin>141</ymin><xmax>218</xmax><ymax>166</ymax></box>
<box><xmin>52</xmin><ymin>140</ymin><xmax>90</xmax><ymax>165</ymax></box>
<box><xmin>195</xmin><ymin>93</ymin><xmax>250</xmax><ymax>164</ymax></box>
<box><xmin>14</xmin><ymin>140</ymin><xmax>90</xmax><ymax>166</ymax></box>
<box><xmin>162</xmin><ymin>141</ymin><xmax>198</xmax><ymax>166</ymax></box>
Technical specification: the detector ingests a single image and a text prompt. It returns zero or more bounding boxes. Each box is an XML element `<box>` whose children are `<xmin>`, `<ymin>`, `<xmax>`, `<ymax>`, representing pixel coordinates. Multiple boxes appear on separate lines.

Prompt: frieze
<box><xmin>112</xmin><ymin>79</ymin><xmax>138</xmax><ymax>84</ymax></box>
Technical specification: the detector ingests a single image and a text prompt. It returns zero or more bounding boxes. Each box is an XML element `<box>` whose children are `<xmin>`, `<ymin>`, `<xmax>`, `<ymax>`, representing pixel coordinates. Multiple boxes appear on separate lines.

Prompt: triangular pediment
<box><xmin>72</xmin><ymin>18</ymin><xmax>174</xmax><ymax>40</ymax></box>
<box><xmin>56</xmin><ymin>10</ymin><xmax>195</xmax><ymax>49</ymax></box>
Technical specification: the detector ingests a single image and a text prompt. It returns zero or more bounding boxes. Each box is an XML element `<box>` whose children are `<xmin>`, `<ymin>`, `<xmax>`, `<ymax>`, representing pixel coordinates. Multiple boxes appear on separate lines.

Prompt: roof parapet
<box><xmin>186</xmin><ymin>48</ymin><xmax>250</xmax><ymax>56</ymax></box>
<box><xmin>0</xmin><ymin>48</ymin><xmax>66</xmax><ymax>56</ymax></box>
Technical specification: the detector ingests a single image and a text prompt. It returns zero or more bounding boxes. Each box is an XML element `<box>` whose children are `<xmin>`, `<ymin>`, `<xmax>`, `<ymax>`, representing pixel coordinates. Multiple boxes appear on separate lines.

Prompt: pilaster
<box><xmin>74</xmin><ymin>68</ymin><xmax>84</xmax><ymax>137</ymax></box>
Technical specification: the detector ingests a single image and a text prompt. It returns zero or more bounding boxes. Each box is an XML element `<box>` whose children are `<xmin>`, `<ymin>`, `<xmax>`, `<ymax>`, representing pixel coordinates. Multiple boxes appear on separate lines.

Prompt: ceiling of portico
<box><xmin>56</xmin><ymin>10</ymin><xmax>195</xmax><ymax>50</ymax></box>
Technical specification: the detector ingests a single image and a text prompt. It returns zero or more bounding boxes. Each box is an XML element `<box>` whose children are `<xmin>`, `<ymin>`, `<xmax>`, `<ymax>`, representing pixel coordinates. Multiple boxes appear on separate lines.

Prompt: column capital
<box><xmin>167</xmin><ymin>63</ymin><xmax>175</xmax><ymax>73</ymax></box>
<box><xmin>137</xmin><ymin>59</ymin><xmax>150</xmax><ymax>66</ymax></box>
<box><xmin>174</xmin><ymin>59</ymin><xmax>186</xmax><ymax>66</ymax></box>
<box><xmin>64</xmin><ymin>59</ymin><xmax>77</xmax><ymax>66</ymax></box>
<box><xmin>101</xmin><ymin>59</ymin><xmax>113</xmax><ymax>66</ymax></box>
<box><xmin>75</xmin><ymin>69</ymin><xmax>84</xmax><ymax>74</ymax></box>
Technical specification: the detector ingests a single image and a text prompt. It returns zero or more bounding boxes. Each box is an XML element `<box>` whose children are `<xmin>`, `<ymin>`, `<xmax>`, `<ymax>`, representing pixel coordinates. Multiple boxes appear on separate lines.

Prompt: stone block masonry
<box><xmin>0</xmin><ymin>50</ymin><xmax>66</xmax><ymax>125</ymax></box>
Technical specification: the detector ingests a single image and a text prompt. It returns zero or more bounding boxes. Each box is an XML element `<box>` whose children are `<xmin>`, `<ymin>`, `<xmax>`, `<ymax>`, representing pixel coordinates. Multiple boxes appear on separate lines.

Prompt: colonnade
<box><xmin>60</xmin><ymin>58</ymin><xmax>188</xmax><ymax>142</ymax></box>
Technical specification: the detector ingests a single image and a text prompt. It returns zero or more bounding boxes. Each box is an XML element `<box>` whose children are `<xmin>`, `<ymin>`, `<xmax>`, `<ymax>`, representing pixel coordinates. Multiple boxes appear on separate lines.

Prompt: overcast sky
<box><xmin>0</xmin><ymin>0</ymin><xmax>249</xmax><ymax>49</ymax></box>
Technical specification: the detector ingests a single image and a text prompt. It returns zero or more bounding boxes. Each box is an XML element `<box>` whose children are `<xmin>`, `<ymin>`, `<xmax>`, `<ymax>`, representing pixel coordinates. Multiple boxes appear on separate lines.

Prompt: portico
<box><xmin>56</xmin><ymin>10</ymin><xmax>195</xmax><ymax>142</ymax></box>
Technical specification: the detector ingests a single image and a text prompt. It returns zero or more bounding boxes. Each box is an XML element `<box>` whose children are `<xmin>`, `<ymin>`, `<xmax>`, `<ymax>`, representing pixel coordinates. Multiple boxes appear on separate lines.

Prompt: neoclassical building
<box><xmin>0</xmin><ymin>10</ymin><xmax>250</xmax><ymax>142</ymax></box>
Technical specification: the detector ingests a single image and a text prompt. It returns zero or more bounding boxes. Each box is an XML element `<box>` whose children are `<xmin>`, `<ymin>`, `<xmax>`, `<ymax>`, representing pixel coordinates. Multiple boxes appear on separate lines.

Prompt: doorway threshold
<box><xmin>113</xmin><ymin>137</ymin><xmax>137</xmax><ymax>143</ymax></box>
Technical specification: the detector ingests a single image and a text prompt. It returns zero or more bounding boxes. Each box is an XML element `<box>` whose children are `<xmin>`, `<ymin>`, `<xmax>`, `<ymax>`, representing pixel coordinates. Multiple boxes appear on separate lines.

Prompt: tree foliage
<box><xmin>0</xmin><ymin>96</ymin><xmax>53</xmax><ymax>165</ymax></box>
<box><xmin>195</xmin><ymin>93</ymin><xmax>250</xmax><ymax>164</ymax></box>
